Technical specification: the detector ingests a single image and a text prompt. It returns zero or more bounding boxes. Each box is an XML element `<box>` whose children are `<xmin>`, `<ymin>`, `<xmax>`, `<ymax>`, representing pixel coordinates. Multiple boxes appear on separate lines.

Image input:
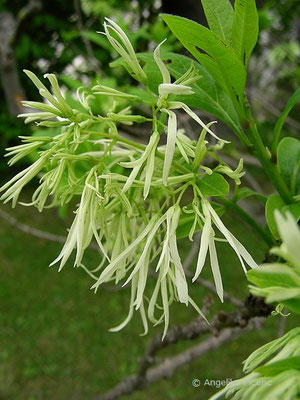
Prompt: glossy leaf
<box><xmin>200</xmin><ymin>0</ymin><xmax>234</xmax><ymax>42</ymax></box>
<box><xmin>232</xmin><ymin>0</ymin><xmax>259</xmax><ymax>66</ymax></box>
<box><xmin>138</xmin><ymin>52</ymin><xmax>243</xmax><ymax>137</ymax></box>
<box><xmin>198</xmin><ymin>173</ymin><xmax>229</xmax><ymax>197</ymax></box>
<box><xmin>161</xmin><ymin>14</ymin><xmax>247</xmax><ymax>99</ymax></box>
<box><xmin>247</xmin><ymin>264</ymin><xmax>300</xmax><ymax>289</ymax></box>
<box><xmin>234</xmin><ymin>186</ymin><xmax>267</xmax><ymax>204</ymax></box>
<box><xmin>277</xmin><ymin>137</ymin><xmax>300</xmax><ymax>195</ymax></box>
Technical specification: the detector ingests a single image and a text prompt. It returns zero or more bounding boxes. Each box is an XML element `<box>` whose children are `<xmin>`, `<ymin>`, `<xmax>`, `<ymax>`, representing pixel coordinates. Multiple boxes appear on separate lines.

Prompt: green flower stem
<box><xmin>243</xmin><ymin>108</ymin><xmax>294</xmax><ymax>205</ymax></box>
<box><xmin>82</xmin><ymin>130</ymin><xmax>273</xmax><ymax>244</ymax></box>
<box><xmin>219</xmin><ymin>197</ymin><xmax>275</xmax><ymax>247</ymax></box>
<box><xmin>82</xmin><ymin>130</ymin><xmax>192</xmax><ymax>176</ymax></box>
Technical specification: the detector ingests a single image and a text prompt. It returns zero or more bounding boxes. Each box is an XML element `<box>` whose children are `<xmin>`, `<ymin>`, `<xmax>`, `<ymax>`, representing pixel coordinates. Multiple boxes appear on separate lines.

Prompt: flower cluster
<box><xmin>0</xmin><ymin>19</ymin><xmax>258</xmax><ymax>337</ymax></box>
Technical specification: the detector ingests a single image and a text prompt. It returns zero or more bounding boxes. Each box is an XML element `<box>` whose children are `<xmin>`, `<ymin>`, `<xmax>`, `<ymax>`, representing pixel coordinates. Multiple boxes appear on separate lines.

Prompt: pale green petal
<box><xmin>161</xmin><ymin>276</ymin><xmax>170</xmax><ymax>340</ymax></box>
<box><xmin>169</xmin><ymin>101</ymin><xmax>228</xmax><ymax>143</ymax></box>
<box><xmin>193</xmin><ymin>210</ymin><xmax>211</xmax><ymax>281</ymax></box>
<box><xmin>109</xmin><ymin>275</ymin><xmax>138</xmax><ymax>332</ymax></box>
<box><xmin>162</xmin><ymin>109</ymin><xmax>177</xmax><ymax>185</ymax></box>
<box><xmin>153</xmin><ymin>40</ymin><xmax>170</xmax><ymax>84</ymax></box>
<box><xmin>208</xmin><ymin>234</ymin><xmax>223</xmax><ymax>302</ymax></box>
<box><xmin>158</xmin><ymin>83</ymin><xmax>194</xmax><ymax>96</ymax></box>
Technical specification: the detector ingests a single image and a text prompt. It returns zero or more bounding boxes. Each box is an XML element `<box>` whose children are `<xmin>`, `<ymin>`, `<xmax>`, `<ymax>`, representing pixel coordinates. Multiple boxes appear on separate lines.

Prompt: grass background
<box><xmin>0</xmin><ymin>187</ymin><xmax>298</xmax><ymax>400</ymax></box>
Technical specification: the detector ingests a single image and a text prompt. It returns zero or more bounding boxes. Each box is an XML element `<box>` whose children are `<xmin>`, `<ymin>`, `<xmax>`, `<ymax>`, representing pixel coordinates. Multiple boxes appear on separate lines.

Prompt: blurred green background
<box><xmin>0</xmin><ymin>0</ymin><xmax>299</xmax><ymax>399</ymax></box>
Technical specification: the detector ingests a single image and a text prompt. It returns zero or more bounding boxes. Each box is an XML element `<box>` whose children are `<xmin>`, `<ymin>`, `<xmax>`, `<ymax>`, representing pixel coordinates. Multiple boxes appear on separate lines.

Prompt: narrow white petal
<box><xmin>169</xmin><ymin>234</ymin><xmax>189</xmax><ymax>305</ymax></box>
<box><xmin>229</xmin><ymin>234</ymin><xmax>258</xmax><ymax>270</ymax></box>
<box><xmin>162</xmin><ymin>109</ymin><xmax>177</xmax><ymax>185</ymax></box>
<box><xmin>158</xmin><ymin>83</ymin><xmax>194</xmax><ymax>96</ymax></box>
<box><xmin>134</xmin><ymin>247</ymin><xmax>151</xmax><ymax>310</ymax></box>
<box><xmin>91</xmin><ymin>217</ymin><xmax>157</xmax><ymax>289</ymax></box>
<box><xmin>208</xmin><ymin>235</ymin><xmax>224</xmax><ymax>302</ymax></box>
<box><xmin>122</xmin><ymin>165</ymin><xmax>141</xmax><ymax>193</ymax></box>
<box><xmin>50</xmin><ymin>215</ymin><xmax>78</xmax><ymax>271</ymax></box>
<box><xmin>169</xmin><ymin>101</ymin><xmax>229</xmax><ymax>143</ymax></box>
<box><xmin>168</xmin><ymin>268</ymin><xmax>209</xmax><ymax>323</ymax></box>
<box><xmin>139</xmin><ymin>297</ymin><xmax>149</xmax><ymax>336</ymax></box>
<box><xmin>161</xmin><ymin>276</ymin><xmax>170</xmax><ymax>340</ymax></box>
<box><xmin>148</xmin><ymin>272</ymin><xmax>162</xmax><ymax>324</ymax></box>
<box><xmin>193</xmin><ymin>213</ymin><xmax>211</xmax><ymax>281</ymax></box>
<box><xmin>143</xmin><ymin>145</ymin><xmax>156</xmax><ymax>199</ymax></box>
<box><xmin>123</xmin><ymin>213</ymin><xmax>167</xmax><ymax>287</ymax></box>
<box><xmin>109</xmin><ymin>276</ymin><xmax>138</xmax><ymax>332</ymax></box>
<box><xmin>153</xmin><ymin>40</ymin><xmax>170</xmax><ymax>84</ymax></box>
<box><xmin>207</xmin><ymin>203</ymin><xmax>247</xmax><ymax>273</ymax></box>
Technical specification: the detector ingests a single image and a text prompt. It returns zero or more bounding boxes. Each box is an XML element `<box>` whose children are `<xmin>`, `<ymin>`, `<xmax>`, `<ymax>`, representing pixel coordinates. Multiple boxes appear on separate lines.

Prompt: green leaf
<box><xmin>277</xmin><ymin>137</ymin><xmax>300</xmax><ymax>195</ymax></box>
<box><xmin>247</xmin><ymin>264</ymin><xmax>300</xmax><ymax>289</ymax></box>
<box><xmin>161</xmin><ymin>14</ymin><xmax>246</xmax><ymax>99</ymax></box>
<box><xmin>198</xmin><ymin>173</ymin><xmax>229</xmax><ymax>197</ymax></box>
<box><xmin>265</xmin><ymin>194</ymin><xmax>286</xmax><ymax>239</ymax></box>
<box><xmin>232</xmin><ymin>0</ymin><xmax>259</xmax><ymax>66</ymax></box>
<box><xmin>272</xmin><ymin>87</ymin><xmax>300</xmax><ymax>155</ymax></box>
<box><xmin>234</xmin><ymin>186</ymin><xmax>267</xmax><ymax>204</ymax></box>
<box><xmin>138</xmin><ymin>52</ymin><xmax>243</xmax><ymax>137</ymax></box>
<box><xmin>280</xmin><ymin>298</ymin><xmax>300</xmax><ymax>315</ymax></box>
<box><xmin>283</xmin><ymin>203</ymin><xmax>300</xmax><ymax>222</ymax></box>
<box><xmin>200</xmin><ymin>0</ymin><xmax>234</xmax><ymax>42</ymax></box>
<box><xmin>256</xmin><ymin>357</ymin><xmax>300</xmax><ymax>376</ymax></box>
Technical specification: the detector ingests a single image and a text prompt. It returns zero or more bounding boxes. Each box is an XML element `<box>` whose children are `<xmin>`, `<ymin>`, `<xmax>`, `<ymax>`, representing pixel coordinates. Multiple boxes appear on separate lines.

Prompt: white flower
<box><xmin>102</xmin><ymin>18</ymin><xmax>147</xmax><ymax>84</ymax></box>
<box><xmin>158</xmin><ymin>83</ymin><xmax>194</xmax><ymax>96</ymax></box>
<box><xmin>176</xmin><ymin>129</ymin><xmax>195</xmax><ymax>163</ymax></box>
<box><xmin>153</xmin><ymin>41</ymin><xmax>229</xmax><ymax>185</ymax></box>
<box><xmin>161</xmin><ymin>108</ymin><xmax>177</xmax><ymax>185</ymax></box>
<box><xmin>193</xmin><ymin>199</ymin><xmax>258</xmax><ymax>302</ymax></box>
<box><xmin>91</xmin><ymin>205</ymin><xmax>207</xmax><ymax>339</ymax></box>
<box><xmin>121</xmin><ymin>130</ymin><xmax>160</xmax><ymax>197</ymax></box>
<box><xmin>92</xmin><ymin>83</ymin><xmax>141</xmax><ymax>100</ymax></box>
<box><xmin>21</xmin><ymin>70</ymin><xmax>73</xmax><ymax>118</ymax></box>
<box><xmin>50</xmin><ymin>169</ymin><xmax>108</xmax><ymax>271</ymax></box>
<box><xmin>0</xmin><ymin>155</ymin><xmax>49</xmax><ymax>207</ymax></box>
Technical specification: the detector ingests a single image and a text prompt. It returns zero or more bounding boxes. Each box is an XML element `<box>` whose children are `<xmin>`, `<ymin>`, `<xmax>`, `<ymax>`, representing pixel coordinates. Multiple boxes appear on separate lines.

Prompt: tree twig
<box><xmin>94</xmin><ymin>295</ymin><xmax>272</xmax><ymax>400</ymax></box>
<box><xmin>0</xmin><ymin>208</ymin><xmax>98</xmax><ymax>250</ymax></box>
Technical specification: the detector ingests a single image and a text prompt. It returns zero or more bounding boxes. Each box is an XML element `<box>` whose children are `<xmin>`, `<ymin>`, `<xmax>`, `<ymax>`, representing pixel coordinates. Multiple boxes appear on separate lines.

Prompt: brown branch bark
<box><xmin>94</xmin><ymin>296</ymin><xmax>273</xmax><ymax>400</ymax></box>
<box><xmin>0</xmin><ymin>208</ymin><xmax>99</xmax><ymax>249</ymax></box>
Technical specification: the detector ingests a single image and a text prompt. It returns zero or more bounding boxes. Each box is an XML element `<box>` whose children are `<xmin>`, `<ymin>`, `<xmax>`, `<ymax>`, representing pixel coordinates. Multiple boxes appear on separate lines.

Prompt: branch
<box><xmin>147</xmin><ymin>318</ymin><xmax>264</xmax><ymax>382</ymax></box>
<box><xmin>94</xmin><ymin>296</ymin><xmax>273</xmax><ymax>400</ymax></box>
<box><xmin>0</xmin><ymin>208</ymin><xmax>97</xmax><ymax>250</ymax></box>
